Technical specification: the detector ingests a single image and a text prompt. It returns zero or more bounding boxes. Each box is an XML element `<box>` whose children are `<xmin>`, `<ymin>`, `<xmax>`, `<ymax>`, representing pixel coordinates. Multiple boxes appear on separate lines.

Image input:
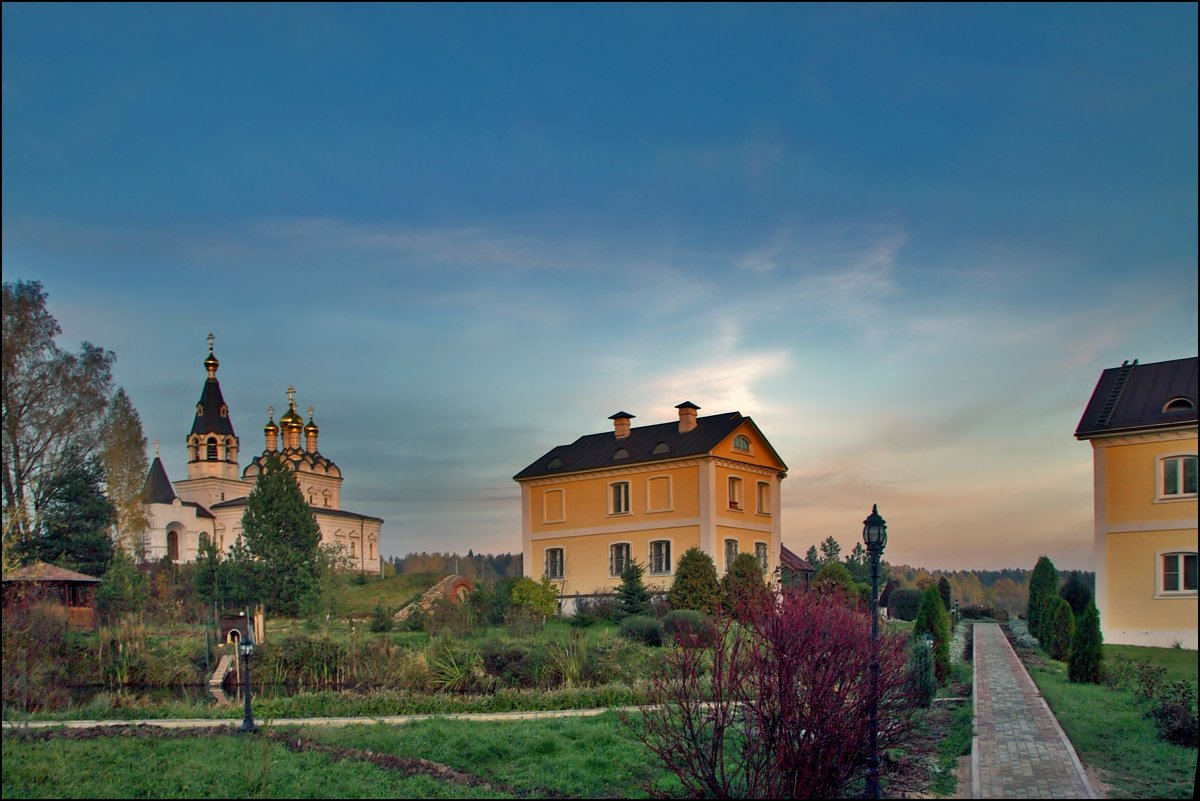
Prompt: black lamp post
<box><xmin>862</xmin><ymin>503</ymin><xmax>888</xmax><ymax>800</ymax></box>
<box><xmin>239</xmin><ymin>611</ymin><xmax>258</xmax><ymax>733</ymax></box>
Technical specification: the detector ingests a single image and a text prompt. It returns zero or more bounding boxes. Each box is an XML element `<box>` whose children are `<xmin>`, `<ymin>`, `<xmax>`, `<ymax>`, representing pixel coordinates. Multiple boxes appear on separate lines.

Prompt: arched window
<box><xmin>206</xmin><ymin>437</ymin><xmax>218</xmax><ymax>460</ymax></box>
<box><xmin>652</xmin><ymin>442</ymin><xmax>670</xmax><ymax>455</ymax></box>
<box><xmin>613</xmin><ymin>448</ymin><xmax>629</xmax><ymax>460</ymax></box>
<box><xmin>1164</xmin><ymin>397</ymin><xmax>1196</xmax><ymax>412</ymax></box>
<box><xmin>733</xmin><ymin>434</ymin><xmax>751</xmax><ymax>452</ymax></box>
<box><xmin>167</xmin><ymin>530</ymin><xmax>180</xmax><ymax>561</ymax></box>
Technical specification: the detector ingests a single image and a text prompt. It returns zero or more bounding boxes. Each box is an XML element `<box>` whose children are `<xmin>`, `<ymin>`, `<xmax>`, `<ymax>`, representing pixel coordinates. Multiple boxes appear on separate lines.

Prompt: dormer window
<box><xmin>614</xmin><ymin>448</ymin><xmax>630</xmax><ymax>460</ymax></box>
<box><xmin>1164</xmin><ymin>397</ymin><xmax>1196</xmax><ymax>412</ymax></box>
<box><xmin>652</xmin><ymin>442</ymin><xmax>670</xmax><ymax>455</ymax></box>
<box><xmin>548</xmin><ymin>457</ymin><xmax>563</xmax><ymax>470</ymax></box>
<box><xmin>220</xmin><ymin>404</ymin><xmax>228</xmax><ymax>418</ymax></box>
<box><xmin>733</xmin><ymin>435</ymin><xmax>751</xmax><ymax>452</ymax></box>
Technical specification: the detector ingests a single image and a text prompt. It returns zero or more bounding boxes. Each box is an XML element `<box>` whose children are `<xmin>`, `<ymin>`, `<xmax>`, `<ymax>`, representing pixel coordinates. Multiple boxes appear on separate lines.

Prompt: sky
<box><xmin>3</xmin><ymin>4</ymin><xmax>1196</xmax><ymax>571</ymax></box>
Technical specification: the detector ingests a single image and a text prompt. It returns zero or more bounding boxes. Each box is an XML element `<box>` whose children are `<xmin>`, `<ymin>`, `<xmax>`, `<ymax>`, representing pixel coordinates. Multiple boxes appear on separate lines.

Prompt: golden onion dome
<box><xmin>304</xmin><ymin>408</ymin><xmax>319</xmax><ymax>435</ymax></box>
<box><xmin>280</xmin><ymin>405</ymin><xmax>303</xmax><ymax>428</ymax></box>
<box><xmin>263</xmin><ymin>410</ymin><xmax>279</xmax><ymax>435</ymax></box>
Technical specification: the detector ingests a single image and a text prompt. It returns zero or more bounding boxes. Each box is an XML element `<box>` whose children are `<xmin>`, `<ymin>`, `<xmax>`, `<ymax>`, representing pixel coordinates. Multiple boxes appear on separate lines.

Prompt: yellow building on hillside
<box><xmin>514</xmin><ymin>403</ymin><xmax>787</xmax><ymax>612</ymax></box>
<box><xmin>1076</xmin><ymin>356</ymin><xmax>1197</xmax><ymax>648</ymax></box>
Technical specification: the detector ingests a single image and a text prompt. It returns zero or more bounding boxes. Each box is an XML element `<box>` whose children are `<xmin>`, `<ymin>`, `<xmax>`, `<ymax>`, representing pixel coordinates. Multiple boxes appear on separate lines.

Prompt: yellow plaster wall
<box><xmin>534</xmin><ymin>525</ymin><xmax>701</xmax><ymax>594</ymax></box>
<box><xmin>529</xmin><ymin>463</ymin><xmax>700</xmax><ymax>534</ymax></box>
<box><xmin>1105</xmin><ymin>529</ymin><xmax>1198</xmax><ymax>632</ymax></box>
<box><xmin>1100</xmin><ymin>435</ymin><xmax>1198</xmax><ymax>524</ymax></box>
<box><xmin>715</xmin><ymin>464</ymin><xmax>777</xmax><ymax>522</ymax></box>
<box><xmin>710</xmin><ymin>421</ymin><xmax>786</xmax><ymax>470</ymax></box>
<box><xmin>715</xmin><ymin>525</ymin><xmax>774</xmax><ymax>573</ymax></box>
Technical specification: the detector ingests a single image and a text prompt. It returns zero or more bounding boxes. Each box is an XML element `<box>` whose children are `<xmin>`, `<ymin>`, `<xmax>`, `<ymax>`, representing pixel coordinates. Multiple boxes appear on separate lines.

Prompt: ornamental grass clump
<box><xmin>618</xmin><ymin>615</ymin><xmax>663</xmax><ymax>647</ymax></box>
<box><xmin>661</xmin><ymin>609</ymin><xmax>717</xmax><ymax>648</ymax></box>
<box><xmin>631</xmin><ymin>587</ymin><xmax>918</xmax><ymax>799</ymax></box>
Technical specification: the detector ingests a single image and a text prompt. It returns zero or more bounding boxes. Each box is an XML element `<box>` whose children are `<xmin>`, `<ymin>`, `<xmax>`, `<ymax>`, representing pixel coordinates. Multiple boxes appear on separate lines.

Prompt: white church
<box><xmin>139</xmin><ymin>336</ymin><xmax>383</xmax><ymax>574</ymax></box>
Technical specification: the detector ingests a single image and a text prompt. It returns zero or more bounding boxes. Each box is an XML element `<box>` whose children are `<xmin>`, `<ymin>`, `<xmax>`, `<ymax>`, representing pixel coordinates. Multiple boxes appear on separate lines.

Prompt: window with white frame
<box><xmin>724</xmin><ymin>538</ymin><xmax>738</xmax><ymax>570</ymax></box>
<box><xmin>610</xmin><ymin>542</ymin><xmax>631</xmax><ymax>576</ymax></box>
<box><xmin>756</xmin><ymin>481</ymin><xmax>770</xmax><ymax>514</ymax></box>
<box><xmin>649</xmin><ymin>540</ymin><xmax>672</xmax><ymax>575</ymax></box>
<box><xmin>755</xmin><ymin>541</ymin><xmax>769</xmax><ymax>573</ymax></box>
<box><xmin>1160</xmin><ymin>552</ymin><xmax>1197</xmax><ymax>595</ymax></box>
<box><xmin>733</xmin><ymin>434</ymin><xmax>751</xmax><ymax>452</ymax></box>
<box><xmin>1160</xmin><ymin>455</ymin><xmax>1197</xmax><ymax>498</ymax></box>
<box><xmin>545</xmin><ymin>547</ymin><xmax>564</xmax><ymax>579</ymax></box>
<box><xmin>610</xmin><ymin>481</ymin><xmax>631</xmax><ymax>515</ymax></box>
<box><xmin>728</xmin><ymin>476</ymin><xmax>743</xmax><ymax>510</ymax></box>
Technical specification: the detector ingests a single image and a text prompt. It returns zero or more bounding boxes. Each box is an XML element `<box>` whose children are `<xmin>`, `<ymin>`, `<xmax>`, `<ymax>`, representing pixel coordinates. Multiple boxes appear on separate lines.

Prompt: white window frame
<box><xmin>733</xmin><ymin>434</ymin><xmax>752</xmax><ymax>453</ymax></box>
<box><xmin>724</xmin><ymin>538</ymin><xmax>739</xmax><ymax>572</ymax></box>
<box><xmin>609</xmin><ymin>541</ymin><xmax>632</xmax><ymax>577</ymax></box>
<box><xmin>645</xmin><ymin>475</ymin><xmax>673</xmax><ymax>513</ymax></box>
<box><xmin>728</xmin><ymin>476</ymin><xmax>743</xmax><ymax>511</ymax></box>
<box><xmin>648</xmin><ymin>539</ymin><xmax>673</xmax><ymax>576</ymax></box>
<box><xmin>1157</xmin><ymin>454</ymin><xmax>1198</xmax><ymax>501</ymax></box>
<box><xmin>1157</xmin><ymin>550</ymin><xmax>1198</xmax><ymax>597</ymax></box>
<box><xmin>545</xmin><ymin>547</ymin><xmax>565</xmax><ymax>580</ymax></box>
<box><xmin>755</xmin><ymin>541</ymin><xmax>769</xmax><ymax>573</ymax></box>
<box><xmin>609</xmin><ymin>480</ymin><xmax>631</xmax><ymax>516</ymax></box>
<box><xmin>542</xmin><ymin>488</ymin><xmax>566</xmax><ymax>523</ymax></box>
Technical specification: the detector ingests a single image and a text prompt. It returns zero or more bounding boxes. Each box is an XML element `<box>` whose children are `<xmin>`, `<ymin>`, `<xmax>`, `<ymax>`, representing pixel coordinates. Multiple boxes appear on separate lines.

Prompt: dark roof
<box><xmin>208</xmin><ymin>496</ymin><xmax>383</xmax><ymax>523</ymax></box>
<box><xmin>191</xmin><ymin>377</ymin><xmax>236</xmax><ymax>437</ymax></box>
<box><xmin>3</xmin><ymin>562</ymin><xmax>101</xmax><ymax>583</ymax></box>
<box><xmin>780</xmin><ymin>545</ymin><xmax>816</xmax><ymax>574</ymax></box>
<box><xmin>182</xmin><ymin>501</ymin><xmax>215</xmax><ymax>520</ymax></box>
<box><xmin>514</xmin><ymin>411</ymin><xmax>785</xmax><ymax>480</ymax></box>
<box><xmin>142</xmin><ymin>457</ymin><xmax>177</xmax><ymax>504</ymax></box>
<box><xmin>1075</xmin><ymin>357</ymin><xmax>1198</xmax><ymax>438</ymax></box>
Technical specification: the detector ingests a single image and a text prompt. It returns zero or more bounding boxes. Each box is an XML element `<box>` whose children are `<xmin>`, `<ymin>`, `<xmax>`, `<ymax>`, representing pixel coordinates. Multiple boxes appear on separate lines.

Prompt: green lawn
<box><xmin>1023</xmin><ymin>646</ymin><xmax>1197</xmax><ymax>799</ymax></box>
<box><xmin>1</xmin><ymin>731</ymin><xmax>508</xmax><ymax>799</ymax></box>
<box><xmin>1105</xmin><ymin>643</ymin><xmax>1198</xmax><ymax>684</ymax></box>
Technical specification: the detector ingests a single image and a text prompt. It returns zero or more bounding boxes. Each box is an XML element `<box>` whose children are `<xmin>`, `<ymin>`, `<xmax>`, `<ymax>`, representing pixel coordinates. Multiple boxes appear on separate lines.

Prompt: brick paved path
<box><xmin>972</xmin><ymin>622</ymin><xmax>1096</xmax><ymax>799</ymax></box>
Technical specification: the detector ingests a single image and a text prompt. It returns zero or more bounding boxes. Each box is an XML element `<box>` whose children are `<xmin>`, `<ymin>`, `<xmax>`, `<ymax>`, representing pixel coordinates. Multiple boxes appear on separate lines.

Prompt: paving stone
<box><xmin>972</xmin><ymin>622</ymin><xmax>1095</xmax><ymax>799</ymax></box>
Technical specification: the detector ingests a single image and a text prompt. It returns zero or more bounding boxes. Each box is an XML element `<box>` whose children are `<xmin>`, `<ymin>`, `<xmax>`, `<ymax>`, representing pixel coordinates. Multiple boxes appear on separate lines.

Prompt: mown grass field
<box><xmin>1020</xmin><ymin>641</ymin><xmax>1197</xmax><ymax>799</ymax></box>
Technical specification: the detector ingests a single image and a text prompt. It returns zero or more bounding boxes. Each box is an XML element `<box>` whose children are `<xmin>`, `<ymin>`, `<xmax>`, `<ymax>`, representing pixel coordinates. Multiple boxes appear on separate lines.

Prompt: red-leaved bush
<box><xmin>630</xmin><ymin>587</ymin><xmax>917</xmax><ymax>799</ymax></box>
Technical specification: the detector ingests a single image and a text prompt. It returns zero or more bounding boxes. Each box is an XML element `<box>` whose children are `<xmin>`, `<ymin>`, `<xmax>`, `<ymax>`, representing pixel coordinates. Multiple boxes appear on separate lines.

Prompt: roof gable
<box><xmin>142</xmin><ymin>457</ymin><xmax>177</xmax><ymax>504</ymax></box>
<box><xmin>1076</xmin><ymin>356</ymin><xmax>1198</xmax><ymax>438</ymax></box>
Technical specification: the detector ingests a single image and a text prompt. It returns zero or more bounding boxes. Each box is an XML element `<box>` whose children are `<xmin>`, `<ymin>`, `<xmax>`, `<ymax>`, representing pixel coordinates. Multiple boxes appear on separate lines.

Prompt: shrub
<box><xmin>888</xmin><ymin>588</ymin><xmax>922</xmax><ymax>621</ymax></box>
<box><xmin>1041</xmin><ymin>596</ymin><xmax>1075</xmax><ymax>661</ymax></box>
<box><xmin>480</xmin><ymin>640</ymin><xmax>539</xmax><ymax>688</ymax></box>
<box><xmin>1026</xmin><ymin>555</ymin><xmax>1059</xmax><ymax>640</ymax></box>
<box><xmin>937</xmin><ymin>576</ymin><xmax>952</xmax><ymax>613</ymax></box>
<box><xmin>1058</xmin><ymin>571</ymin><xmax>1092</xmax><ymax>616</ymax></box>
<box><xmin>908</xmin><ymin>639</ymin><xmax>937</xmax><ymax>708</ymax></box>
<box><xmin>631</xmin><ymin>587</ymin><xmax>918</xmax><ymax>799</ymax></box>
<box><xmin>957</xmin><ymin>604</ymin><xmax>996</xmax><ymax>620</ymax></box>
<box><xmin>913</xmin><ymin>586</ymin><xmax>951</xmax><ymax>684</ymax></box>
<box><xmin>469</xmin><ymin>579</ymin><xmax>515</xmax><ymax>625</ymax></box>
<box><xmin>661</xmin><ymin>609</ymin><xmax>717</xmax><ymax>648</ymax></box>
<box><xmin>510</xmin><ymin>576</ymin><xmax>558</xmax><ymax>620</ymax></box>
<box><xmin>615</xmin><ymin>559</ymin><xmax>652</xmax><ymax>621</ymax></box>
<box><xmin>368</xmin><ymin>602</ymin><xmax>393</xmax><ymax>633</ymax></box>
<box><xmin>574</xmin><ymin>593</ymin><xmax>618</xmax><ymax>622</ymax></box>
<box><xmin>720</xmin><ymin>552</ymin><xmax>769</xmax><ymax>617</ymax></box>
<box><xmin>618</xmin><ymin>615</ymin><xmax>662</xmax><ymax>647</ymax></box>
<box><xmin>1149</xmin><ymin>681</ymin><xmax>1198</xmax><ymax>748</ymax></box>
<box><xmin>1067</xmin><ymin>602</ymin><xmax>1103</xmax><ymax>684</ymax></box>
<box><xmin>668</xmin><ymin>548</ymin><xmax>721</xmax><ymax>615</ymax></box>
<box><xmin>811</xmin><ymin>562</ymin><xmax>858</xmax><ymax>606</ymax></box>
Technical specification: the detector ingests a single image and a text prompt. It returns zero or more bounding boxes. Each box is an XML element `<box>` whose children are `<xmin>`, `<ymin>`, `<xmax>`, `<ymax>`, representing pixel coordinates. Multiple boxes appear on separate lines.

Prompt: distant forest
<box><xmin>386</xmin><ymin>551</ymin><xmax>524</xmax><ymax>583</ymax></box>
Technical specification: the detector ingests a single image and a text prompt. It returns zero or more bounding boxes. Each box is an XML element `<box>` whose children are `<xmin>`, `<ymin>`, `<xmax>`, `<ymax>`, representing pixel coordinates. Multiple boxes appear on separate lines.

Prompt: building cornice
<box><xmin>522</xmin><ymin>458</ymin><xmax>706</xmax><ymax>488</ymax></box>
<box><xmin>1084</xmin><ymin>427</ymin><xmax>1198</xmax><ymax>446</ymax></box>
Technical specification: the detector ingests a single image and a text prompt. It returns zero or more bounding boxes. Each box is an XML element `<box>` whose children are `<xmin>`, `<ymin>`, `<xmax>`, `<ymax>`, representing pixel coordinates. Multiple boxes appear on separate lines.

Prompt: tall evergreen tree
<box><xmin>913</xmin><ymin>586</ymin><xmax>951</xmax><ymax>684</ymax></box>
<box><xmin>668</xmin><ymin>547</ymin><xmax>721</xmax><ymax>615</ymax></box>
<box><xmin>804</xmin><ymin>545</ymin><xmax>820</xmax><ymax>567</ymax></box>
<box><xmin>17</xmin><ymin>448</ymin><xmax>115</xmax><ymax>577</ymax></box>
<box><xmin>101</xmin><ymin>388</ymin><xmax>149</xmax><ymax>557</ymax></box>
<box><xmin>818</xmin><ymin>535</ymin><xmax>842</xmax><ymax>566</ymax></box>
<box><xmin>938</xmin><ymin>576</ymin><xmax>953</xmax><ymax>612</ymax></box>
<box><xmin>1027</xmin><ymin>556</ymin><xmax>1060</xmax><ymax>640</ymax></box>
<box><xmin>1068</xmin><ymin>602</ymin><xmax>1104</xmax><ymax>684</ymax></box>
<box><xmin>615</xmin><ymin>558</ymin><xmax>652</xmax><ymax>621</ymax></box>
<box><xmin>721</xmin><ymin>552</ymin><xmax>769</xmax><ymax>617</ymax></box>
<box><xmin>1058</xmin><ymin>571</ymin><xmax>1092</xmax><ymax>616</ymax></box>
<box><xmin>240</xmin><ymin>453</ymin><xmax>321</xmax><ymax>616</ymax></box>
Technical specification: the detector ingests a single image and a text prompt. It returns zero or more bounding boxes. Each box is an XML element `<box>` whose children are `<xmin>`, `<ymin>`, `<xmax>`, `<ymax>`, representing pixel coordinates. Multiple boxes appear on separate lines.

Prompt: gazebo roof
<box><xmin>2</xmin><ymin>561</ymin><xmax>102</xmax><ymax>584</ymax></box>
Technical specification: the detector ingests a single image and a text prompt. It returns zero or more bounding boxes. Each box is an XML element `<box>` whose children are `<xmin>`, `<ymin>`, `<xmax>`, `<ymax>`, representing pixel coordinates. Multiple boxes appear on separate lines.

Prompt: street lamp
<box><xmin>239</xmin><ymin>611</ymin><xmax>258</xmax><ymax>733</ymax></box>
<box><xmin>862</xmin><ymin>503</ymin><xmax>888</xmax><ymax>800</ymax></box>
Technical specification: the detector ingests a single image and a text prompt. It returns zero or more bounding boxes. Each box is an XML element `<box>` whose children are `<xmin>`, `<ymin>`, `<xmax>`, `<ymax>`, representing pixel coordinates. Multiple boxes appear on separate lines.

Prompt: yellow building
<box><xmin>1076</xmin><ymin>356</ymin><xmax>1197</xmax><ymax>648</ymax></box>
<box><xmin>514</xmin><ymin>403</ymin><xmax>787</xmax><ymax>612</ymax></box>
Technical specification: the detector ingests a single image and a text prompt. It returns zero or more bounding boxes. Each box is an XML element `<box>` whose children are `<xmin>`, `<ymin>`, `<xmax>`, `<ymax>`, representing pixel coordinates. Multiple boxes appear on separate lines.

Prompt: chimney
<box><xmin>676</xmin><ymin>401</ymin><xmax>700</xmax><ymax>433</ymax></box>
<box><xmin>609</xmin><ymin>411</ymin><xmax>636</xmax><ymax>439</ymax></box>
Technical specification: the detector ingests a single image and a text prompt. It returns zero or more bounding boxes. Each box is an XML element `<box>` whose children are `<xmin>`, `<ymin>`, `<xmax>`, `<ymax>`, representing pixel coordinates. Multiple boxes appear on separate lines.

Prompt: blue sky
<box><xmin>4</xmin><ymin>4</ymin><xmax>1196</xmax><ymax>570</ymax></box>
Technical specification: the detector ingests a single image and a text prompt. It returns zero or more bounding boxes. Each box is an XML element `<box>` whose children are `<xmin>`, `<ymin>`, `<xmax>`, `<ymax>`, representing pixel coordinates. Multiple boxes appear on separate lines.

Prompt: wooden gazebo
<box><xmin>2</xmin><ymin>561</ymin><xmax>102</xmax><ymax>631</ymax></box>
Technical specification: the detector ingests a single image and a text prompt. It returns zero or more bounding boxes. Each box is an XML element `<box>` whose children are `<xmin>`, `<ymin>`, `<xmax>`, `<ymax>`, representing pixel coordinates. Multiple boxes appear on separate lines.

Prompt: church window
<box><xmin>350</xmin><ymin>541</ymin><xmax>356</xmax><ymax>557</ymax></box>
<box><xmin>167</xmin><ymin>530</ymin><xmax>180</xmax><ymax>561</ymax></box>
<box><xmin>206</xmin><ymin>437</ymin><xmax>218</xmax><ymax>460</ymax></box>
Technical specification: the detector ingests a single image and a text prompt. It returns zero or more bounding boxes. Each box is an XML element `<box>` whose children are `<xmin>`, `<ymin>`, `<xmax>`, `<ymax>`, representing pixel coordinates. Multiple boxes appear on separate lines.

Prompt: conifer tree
<box><xmin>17</xmin><ymin>447</ymin><xmax>115</xmax><ymax>577</ymax></box>
<box><xmin>1027</xmin><ymin>555</ymin><xmax>1059</xmax><ymax>641</ymax></box>
<box><xmin>240</xmin><ymin>453</ymin><xmax>321</xmax><ymax>616</ymax></box>
<box><xmin>721</xmin><ymin>552</ymin><xmax>769</xmax><ymax>617</ymax></box>
<box><xmin>938</xmin><ymin>576</ymin><xmax>953</xmax><ymax>612</ymax></box>
<box><xmin>668</xmin><ymin>547</ymin><xmax>721</xmax><ymax>615</ymax></box>
<box><xmin>1042</xmin><ymin>595</ymin><xmax>1075</xmax><ymax>661</ymax></box>
<box><xmin>615</xmin><ymin>558</ymin><xmax>652</xmax><ymax>621</ymax></box>
<box><xmin>912</xmin><ymin>585</ymin><xmax>951</xmax><ymax>684</ymax></box>
<box><xmin>1068</xmin><ymin>602</ymin><xmax>1104</xmax><ymax>684</ymax></box>
<box><xmin>1058</xmin><ymin>571</ymin><xmax>1092</xmax><ymax>616</ymax></box>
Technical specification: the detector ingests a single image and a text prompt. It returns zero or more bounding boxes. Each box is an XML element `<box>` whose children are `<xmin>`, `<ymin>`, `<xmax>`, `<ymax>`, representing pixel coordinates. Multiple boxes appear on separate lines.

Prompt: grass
<box><xmin>1</xmin><ymin>730</ymin><xmax>507</xmax><ymax>799</ymax></box>
<box><xmin>1105</xmin><ymin>643</ymin><xmax>1198</xmax><ymax>684</ymax></box>
<box><xmin>331</xmin><ymin>572</ymin><xmax>442</xmax><ymax>616</ymax></box>
<box><xmin>1018</xmin><ymin>641</ymin><xmax>1196</xmax><ymax>799</ymax></box>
